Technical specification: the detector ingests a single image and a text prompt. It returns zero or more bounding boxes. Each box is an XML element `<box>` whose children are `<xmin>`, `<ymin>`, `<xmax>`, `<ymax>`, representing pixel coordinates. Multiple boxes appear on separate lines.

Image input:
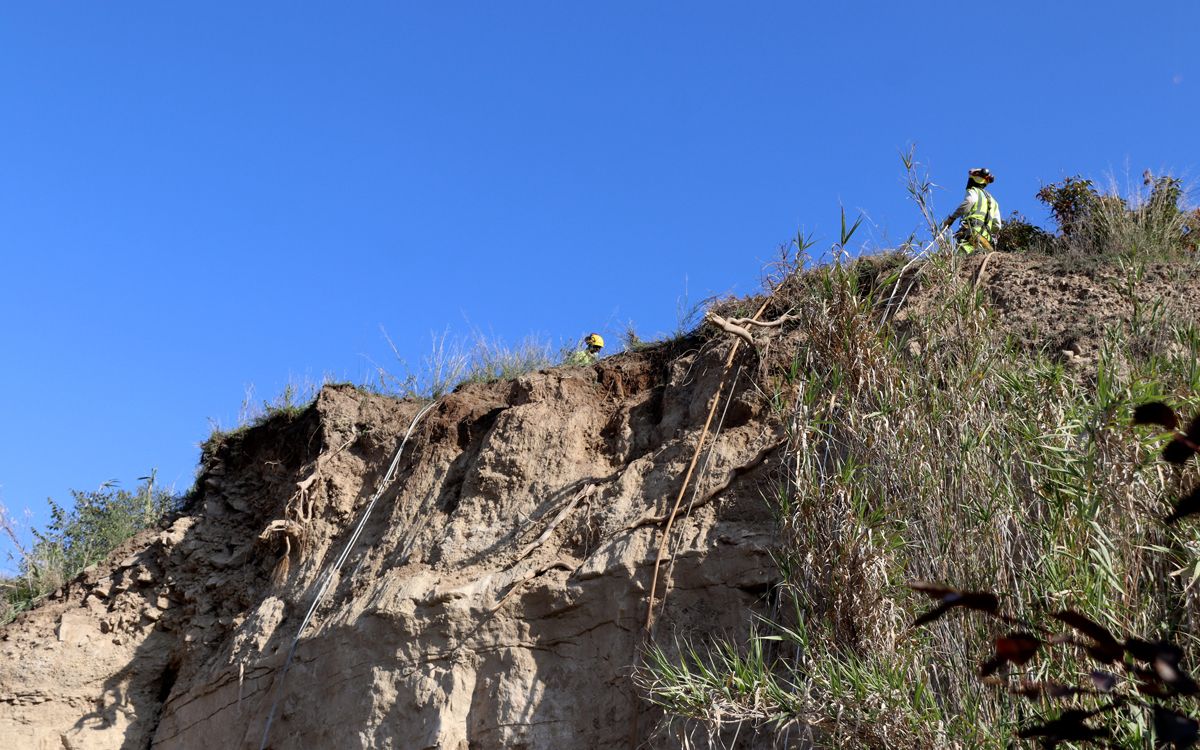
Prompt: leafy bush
<box><xmin>1035</xmin><ymin>174</ymin><xmax>1197</xmax><ymax>261</ymax></box>
<box><xmin>2</xmin><ymin>474</ymin><xmax>178</xmax><ymax>624</ymax></box>
<box><xmin>1036</xmin><ymin>176</ymin><xmax>1100</xmax><ymax>238</ymax></box>
<box><xmin>994</xmin><ymin>211</ymin><xmax>1054</xmax><ymax>253</ymax></box>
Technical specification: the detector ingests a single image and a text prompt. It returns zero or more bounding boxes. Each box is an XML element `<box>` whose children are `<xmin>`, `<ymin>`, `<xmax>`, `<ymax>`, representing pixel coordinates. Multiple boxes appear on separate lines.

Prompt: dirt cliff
<box><xmin>0</xmin><ymin>333</ymin><xmax>782</xmax><ymax>749</ymax></box>
<box><xmin>3</xmin><ymin>252</ymin><xmax>1198</xmax><ymax>749</ymax></box>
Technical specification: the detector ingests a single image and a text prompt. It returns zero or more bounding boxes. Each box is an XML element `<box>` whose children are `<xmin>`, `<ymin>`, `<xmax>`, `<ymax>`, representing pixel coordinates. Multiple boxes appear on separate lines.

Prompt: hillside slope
<box><xmin>3</xmin><ymin>251</ymin><xmax>1199</xmax><ymax>749</ymax></box>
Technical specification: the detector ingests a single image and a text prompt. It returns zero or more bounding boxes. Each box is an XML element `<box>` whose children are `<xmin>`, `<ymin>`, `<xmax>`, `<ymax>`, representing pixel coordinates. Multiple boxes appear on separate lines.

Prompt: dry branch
<box><xmin>514</xmin><ymin>484</ymin><xmax>594</xmax><ymax>563</ymax></box>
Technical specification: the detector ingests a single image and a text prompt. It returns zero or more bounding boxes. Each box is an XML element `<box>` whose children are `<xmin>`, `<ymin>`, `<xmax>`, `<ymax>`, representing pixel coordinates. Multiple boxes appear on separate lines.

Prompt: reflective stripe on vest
<box><xmin>965</xmin><ymin>187</ymin><xmax>998</xmax><ymax>234</ymax></box>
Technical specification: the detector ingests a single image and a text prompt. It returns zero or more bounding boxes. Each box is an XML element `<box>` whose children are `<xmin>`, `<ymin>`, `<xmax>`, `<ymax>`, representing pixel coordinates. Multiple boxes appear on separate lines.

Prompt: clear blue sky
<box><xmin>1</xmin><ymin>2</ymin><xmax>1196</xmax><ymax>568</ymax></box>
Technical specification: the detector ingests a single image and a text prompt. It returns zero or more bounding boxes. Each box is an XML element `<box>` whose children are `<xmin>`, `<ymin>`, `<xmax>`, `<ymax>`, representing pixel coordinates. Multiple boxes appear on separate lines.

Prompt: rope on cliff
<box><xmin>644</xmin><ymin>298</ymin><xmax>770</xmax><ymax>634</ymax></box>
<box><xmin>654</xmin><ymin>365</ymin><xmax>741</xmax><ymax>625</ymax></box>
<box><xmin>257</xmin><ymin>399</ymin><xmax>439</xmax><ymax>750</ymax></box>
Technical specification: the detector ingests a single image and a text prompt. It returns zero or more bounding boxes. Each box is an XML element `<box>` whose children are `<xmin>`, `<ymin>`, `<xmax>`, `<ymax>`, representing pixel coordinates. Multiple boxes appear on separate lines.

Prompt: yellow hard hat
<box><xmin>585</xmin><ymin>333</ymin><xmax>604</xmax><ymax>349</ymax></box>
<box><xmin>969</xmin><ymin>167</ymin><xmax>995</xmax><ymax>185</ymax></box>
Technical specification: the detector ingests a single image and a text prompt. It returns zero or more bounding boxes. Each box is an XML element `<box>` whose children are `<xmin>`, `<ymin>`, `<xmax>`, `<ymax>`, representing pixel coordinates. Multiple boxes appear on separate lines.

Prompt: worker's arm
<box><xmin>941</xmin><ymin>193</ymin><xmax>974</xmax><ymax>229</ymax></box>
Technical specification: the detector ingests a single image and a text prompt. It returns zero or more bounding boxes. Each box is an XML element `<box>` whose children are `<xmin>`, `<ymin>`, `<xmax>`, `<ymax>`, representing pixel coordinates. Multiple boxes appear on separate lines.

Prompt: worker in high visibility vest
<box><xmin>942</xmin><ymin>167</ymin><xmax>1001</xmax><ymax>253</ymax></box>
<box><xmin>567</xmin><ymin>333</ymin><xmax>604</xmax><ymax>365</ymax></box>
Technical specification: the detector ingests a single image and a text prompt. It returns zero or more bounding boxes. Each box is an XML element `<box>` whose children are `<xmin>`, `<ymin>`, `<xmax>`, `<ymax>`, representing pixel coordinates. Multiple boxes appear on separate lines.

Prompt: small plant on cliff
<box><xmin>1</xmin><ymin>474</ymin><xmax>178</xmax><ymax>624</ymax></box>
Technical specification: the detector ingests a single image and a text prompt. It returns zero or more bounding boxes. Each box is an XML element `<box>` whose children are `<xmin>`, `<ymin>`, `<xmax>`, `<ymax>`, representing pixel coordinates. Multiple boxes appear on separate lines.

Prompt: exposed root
<box><xmin>257</xmin><ymin>430</ymin><xmax>359</xmax><ymax>584</ymax></box>
<box><xmin>704</xmin><ymin>313</ymin><xmax>755</xmax><ymax>345</ymax></box>
<box><xmin>972</xmin><ymin>251</ymin><xmax>995</xmax><ymax>292</ymax></box>
<box><xmin>646</xmin><ymin>295</ymin><xmax>771</xmax><ymax>634</ymax></box>
<box><xmin>489</xmin><ymin>558</ymin><xmax>576</xmax><ymax>614</ymax></box>
<box><xmin>723</xmin><ymin>312</ymin><xmax>800</xmax><ymax>329</ymax></box>
<box><xmin>624</xmin><ymin>438</ymin><xmax>785</xmax><ymax>530</ymax></box>
<box><xmin>256</xmin><ymin>519</ymin><xmax>306</xmax><ymax>584</ymax></box>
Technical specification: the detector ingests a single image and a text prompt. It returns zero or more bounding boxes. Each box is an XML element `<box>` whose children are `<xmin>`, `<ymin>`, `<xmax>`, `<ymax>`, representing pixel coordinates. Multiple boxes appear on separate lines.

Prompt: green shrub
<box><xmin>1034</xmin><ymin>174</ymin><xmax>1197</xmax><ymax>261</ymax></box>
<box><xmin>2</xmin><ymin>474</ymin><xmax>178</xmax><ymax>624</ymax></box>
<box><xmin>1036</xmin><ymin>175</ymin><xmax>1100</xmax><ymax>238</ymax></box>
<box><xmin>641</xmin><ymin>254</ymin><xmax>1200</xmax><ymax>747</ymax></box>
<box><xmin>993</xmin><ymin>211</ymin><xmax>1053</xmax><ymax>253</ymax></box>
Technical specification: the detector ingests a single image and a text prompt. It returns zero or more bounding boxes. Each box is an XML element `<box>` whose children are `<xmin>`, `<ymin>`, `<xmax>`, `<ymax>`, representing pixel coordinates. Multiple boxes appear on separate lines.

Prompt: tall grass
<box><xmin>376</xmin><ymin>326</ymin><xmax>559</xmax><ymax>399</ymax></box>
<box><xmin>642</xmin><ymin>248</ymin><xmax>1200</xmax><ymax>746</ymax></box>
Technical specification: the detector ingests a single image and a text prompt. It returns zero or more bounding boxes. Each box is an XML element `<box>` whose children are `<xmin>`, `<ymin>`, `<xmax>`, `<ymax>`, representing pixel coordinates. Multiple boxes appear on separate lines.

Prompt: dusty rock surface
<box><xmin>0</xmin><ymin>338</ymin><xmax>783</xmax><ymax>749</ymax></box>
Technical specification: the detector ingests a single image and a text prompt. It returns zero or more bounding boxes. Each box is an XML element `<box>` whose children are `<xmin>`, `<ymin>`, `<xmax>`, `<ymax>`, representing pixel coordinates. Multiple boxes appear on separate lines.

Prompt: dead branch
<box><xmin>514</xmin><ymin>484</ymin><xmax>594</xmax><ymax>563</ymax></box>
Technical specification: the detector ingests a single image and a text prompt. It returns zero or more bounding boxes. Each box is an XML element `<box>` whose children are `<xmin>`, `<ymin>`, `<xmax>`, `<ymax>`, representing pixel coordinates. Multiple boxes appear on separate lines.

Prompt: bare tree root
<box><xmin>645</xmin><ymin>292</ymin><xmax>770</xmax><ymax>634</ymax></box>
<box><xmin>624</xmin><ymin>437</ymin><xmax>785</xmax><ymax>531</ymax></box>
<box><xmin>723</xmin><ymin>312</ymin><xmax>800</xmax><ymax>329</ymax></box>
<box><xmin>489</xmin><ymin>558</ymin><xmax>575</xmax><ymax>614</ymax></box>
<box><xmin>704</xmin><ymin>313</ymin><xmax>755</xmax><ymax>345</ymax></box>
<box><xmin>287</xmin><ymin>431</ymin><xmax>358</xmax><ymax>525</ymax></box>
<box><xmin>257</xmin><ymin>519</ymin><xmax>307</xmax><ymax>584</ymax></box>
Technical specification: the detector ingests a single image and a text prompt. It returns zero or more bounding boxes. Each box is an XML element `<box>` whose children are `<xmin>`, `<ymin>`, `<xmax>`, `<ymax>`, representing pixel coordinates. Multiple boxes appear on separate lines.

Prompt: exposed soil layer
<box><xmin>1</xmin><ymin>338</ymin><xmax>782</xmax><ymax>749</ymax></box>
<box><xmin>3</xmin><ymin>252</ymin><xmax>1197</xmax><ymax>749</ymax></box>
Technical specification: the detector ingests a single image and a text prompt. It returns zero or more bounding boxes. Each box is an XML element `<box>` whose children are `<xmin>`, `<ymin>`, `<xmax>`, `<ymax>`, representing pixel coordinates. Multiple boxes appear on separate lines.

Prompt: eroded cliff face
<box><xmin>0</xmin><ymin>338</ymin><xmax>783</xmax><ymax>749</ymax></box>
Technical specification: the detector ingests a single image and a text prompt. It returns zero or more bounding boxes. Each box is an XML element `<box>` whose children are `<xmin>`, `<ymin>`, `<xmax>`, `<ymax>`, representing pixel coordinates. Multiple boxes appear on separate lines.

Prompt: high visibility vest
<box><xmin>964</xmin><ymin>187</ymin><xmax>999</xmax><ymax>237</ymax></box>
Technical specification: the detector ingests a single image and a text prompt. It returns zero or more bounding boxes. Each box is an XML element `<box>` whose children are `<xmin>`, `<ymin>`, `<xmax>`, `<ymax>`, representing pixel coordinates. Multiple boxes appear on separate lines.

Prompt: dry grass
<box><xmin>643</xmin><ymin>250</ymin><xmax>1200</xmax><ymax>747</ymax></box>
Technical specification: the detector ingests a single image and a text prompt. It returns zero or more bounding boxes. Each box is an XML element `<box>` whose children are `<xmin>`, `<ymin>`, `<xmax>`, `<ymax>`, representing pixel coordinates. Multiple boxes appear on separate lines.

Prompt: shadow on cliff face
<box><xmin>57</xmin><ymin>395</ymin><xmax>361</xmax><ymax>749</ymax></box>
<box><xmin>5</xmin><ymin>330</ymin><xmax>790</xmax><ymax>749</ymax></box>
<box><xmin>66</xmin><ymin>580</ymin><xmax>180</xmax><ymax>749</ymax></box>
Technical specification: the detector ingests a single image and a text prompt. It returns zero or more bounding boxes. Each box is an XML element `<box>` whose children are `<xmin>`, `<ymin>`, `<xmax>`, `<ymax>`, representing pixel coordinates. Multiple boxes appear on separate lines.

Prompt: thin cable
<box><xmin>257</xmin><ymin>399</ymin><xmax>438</xmax><ymax>750</ymax></box>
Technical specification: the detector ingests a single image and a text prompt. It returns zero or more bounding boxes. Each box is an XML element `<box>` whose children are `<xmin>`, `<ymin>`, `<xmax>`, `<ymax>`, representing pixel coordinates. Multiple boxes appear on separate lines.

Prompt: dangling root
<box><xmin>257</xmin><ymin>519</ymin><xmax>306</xmax><ymax>585</ymax></box>
<box><xmin>972</xmin><ymin>251</ymin><xmax>995</xmax><ymax>292</ymax></box>
<box><xmin>285</xmin><ymin>431</ymin><xmax>358</xmax><ymax>526</ymax></box>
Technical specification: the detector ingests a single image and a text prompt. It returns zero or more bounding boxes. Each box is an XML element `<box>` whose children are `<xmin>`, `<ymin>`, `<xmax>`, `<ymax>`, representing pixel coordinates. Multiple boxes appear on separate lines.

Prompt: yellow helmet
<box><xmin>969</xmin><ymin>167</ymin><xmax>995</xmax><ymax>186</ymax></box>
<box><xmin>585</xmin><ymin>333</ymin><xmax>604</xmax><ymax>349</ymax></box>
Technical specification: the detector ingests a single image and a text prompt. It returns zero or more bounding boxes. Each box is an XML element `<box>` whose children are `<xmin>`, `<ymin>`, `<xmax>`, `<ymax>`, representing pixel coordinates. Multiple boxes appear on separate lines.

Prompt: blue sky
<box><xmin>1</xmin><ymin>2</ymin><xmax>1197</xmax><ymax>568</ymax></box>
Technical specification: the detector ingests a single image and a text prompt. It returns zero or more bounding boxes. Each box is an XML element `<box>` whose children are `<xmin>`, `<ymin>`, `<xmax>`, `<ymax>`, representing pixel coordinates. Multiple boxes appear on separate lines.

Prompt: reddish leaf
<box><xmin>981</xmin><ymin>632</ymin><xmax>1042</xmax><ymax>676</ymax></box>
<box><xmin>1127</xmin><ymin>639</ymin><xmax>1198</xmax><ymax>696</ymax></box>
<box><xmin>1053</xmin><ymin>610</ymin><xmax>1124</xmax><ymax>664</ymax></box>
<box><xmin>1009</xmin><ymin>681</ymin><xmax>1077</xmax><ymax>699</ymax></box>
<box><xmin>1134</xmin><ymin>402</ymin><xmax>1179</xmax><ymax>430</ymax></box>
<box><xmin>1154</xmin><ymin>706</ymin><xmax>1199</xmax><ymax>748</ymax></box>
<box><xmin>1017</xmin><ymin>708</ymin><xmax>1111</xmax><ymax>747</ymax></box>
<box><xmin>1090</xmin><ymin>670</ymin><xmax>1117</xmax><ymax>693</ymax></box>
<box><xmin>1167</xmin><ymin>485</ymin><xmax>1200</xmax><ymax>525</ymax></box>
<box><xmin>1164</xmin><ymin>438</ymin><xmax>1197</xmax><ymax>465</ymax></box>
<box><xmin>908</xmin><ymin>582</ymin><xmax>1000</xmax><ymax>627</ymax></box>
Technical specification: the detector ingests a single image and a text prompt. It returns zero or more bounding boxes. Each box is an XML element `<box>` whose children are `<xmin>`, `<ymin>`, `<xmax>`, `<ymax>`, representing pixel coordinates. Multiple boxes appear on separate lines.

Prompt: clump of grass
<box><xmin>2</xmin><ymin>473</ymin><xmax>179</xmax><ymax>625</ymax></box>
<box><xmin>375</xmin><ymin>326</ymin><xmax>558</xmax><ymax>399</ymax></box>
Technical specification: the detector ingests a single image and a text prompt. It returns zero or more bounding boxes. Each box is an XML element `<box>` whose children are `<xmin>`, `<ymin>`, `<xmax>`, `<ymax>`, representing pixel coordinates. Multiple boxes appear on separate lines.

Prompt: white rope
<box><xmin>257</xmin><ymin>399</ymin><xmax>438</xmax><ymax>750</ymax></box>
